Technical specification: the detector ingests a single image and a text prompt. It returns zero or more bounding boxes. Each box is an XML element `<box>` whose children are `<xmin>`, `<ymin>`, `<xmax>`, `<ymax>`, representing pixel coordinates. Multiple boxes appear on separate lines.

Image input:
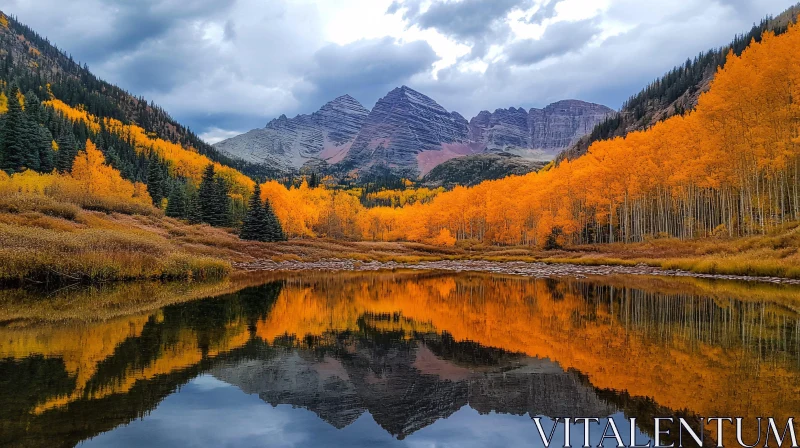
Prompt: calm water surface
<box><xmin>1</xmin><ymin>271</ymin><xmax>799</xmax><ymax>447</ymax></box>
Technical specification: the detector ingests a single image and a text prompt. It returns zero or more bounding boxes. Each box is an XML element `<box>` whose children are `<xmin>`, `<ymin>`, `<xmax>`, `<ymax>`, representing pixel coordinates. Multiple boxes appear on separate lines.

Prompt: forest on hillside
<box><xmin>255</xmin><ymin>22</ymin><xmax>800</xmax><ymax>248</ymax></box>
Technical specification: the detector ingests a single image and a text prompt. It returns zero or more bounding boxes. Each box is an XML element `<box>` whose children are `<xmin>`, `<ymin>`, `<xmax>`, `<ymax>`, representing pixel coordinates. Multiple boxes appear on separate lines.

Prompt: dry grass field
<box><xmin>1</xmin><ymin>189</ymin><xmax>799</xmax><ymax>285</ymax></box>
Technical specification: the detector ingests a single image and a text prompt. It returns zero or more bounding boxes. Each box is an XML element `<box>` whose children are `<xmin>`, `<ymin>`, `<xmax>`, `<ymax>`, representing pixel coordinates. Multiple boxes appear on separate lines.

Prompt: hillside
<box><xmin>421</xmin><ymin>153</ymin><xmax>545</xmax><ymax>189</ymax></box>
<box><xmin>0</xmin><ymin>10</ymin><xmax>268</xmax><ymax>228</ymax></box>
<box><xmin>0</xmin><ymin>12</ymin><xmax>272</xmax><ymax>178</ymax></box>
<box><xmin>557</xmin><ymin>3</ymin><xmax>800</xmax><ymax>162</ymax></box>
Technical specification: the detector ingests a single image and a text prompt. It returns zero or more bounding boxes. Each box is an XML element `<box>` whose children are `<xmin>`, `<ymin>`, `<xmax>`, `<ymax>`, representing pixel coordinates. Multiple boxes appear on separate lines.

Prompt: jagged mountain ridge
<box><xmin>215</xmin><ymin>86</ymin><xmax>612</xmax><ymax>177</ymax></box>
<box><xmin>338</xmin><ymin>86</ymin><xmax>475</xmax><ymax>176</ymax></box>
<box><xmin>470</xmin><ymin>100</ymin><xmax>614</xmax><ymax>160</ymax></box>
<box><xmin>214</xmin><ymin>94</ymin><xmax>369</xmax><ymax>169</ymax></box>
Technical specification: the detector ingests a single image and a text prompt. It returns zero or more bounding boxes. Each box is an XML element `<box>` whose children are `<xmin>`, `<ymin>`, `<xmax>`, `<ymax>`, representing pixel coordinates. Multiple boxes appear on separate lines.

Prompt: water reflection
<box><xmin>0</xmin><ymin>272</ymin><xmax>798</xmax><ymax>447</ymax></box>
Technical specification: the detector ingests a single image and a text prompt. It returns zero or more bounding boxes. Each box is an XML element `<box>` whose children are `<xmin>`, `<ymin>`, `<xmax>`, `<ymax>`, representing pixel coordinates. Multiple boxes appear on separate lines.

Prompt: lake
<box><xmin>1</xmin><ymin>271</ymin><xmax>798</xmax><ymax>447</ymax></box>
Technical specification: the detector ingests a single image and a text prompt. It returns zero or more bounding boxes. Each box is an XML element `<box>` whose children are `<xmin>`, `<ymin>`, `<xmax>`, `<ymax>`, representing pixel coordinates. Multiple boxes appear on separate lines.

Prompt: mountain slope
<box><xmin>557</xmin><ymin>3</ymin><xmax>800</xmax><ymax>162</ymax></box>
<box><xmin>469</xmin><ymin>100</ymin><xmax>613</xmax><ymax>160</ymax></box>
<box><xmin>421</xmin><ymin>153</ymin><xmax>545</xmax><ymax>189</ymax></box>
<box><xmin>338</xmin><ymin>86</ymin><xmax>476</xmax><ymax>177</ymax></box>
<box><xmin>214</xmin><ymin>95</ymin><xmax>369</xmax><ymax>171</ymax></box>
<box><xmin>0</xmin><ymin>11</ymin><xmax>263</xmax><ymax>177</ymax></box>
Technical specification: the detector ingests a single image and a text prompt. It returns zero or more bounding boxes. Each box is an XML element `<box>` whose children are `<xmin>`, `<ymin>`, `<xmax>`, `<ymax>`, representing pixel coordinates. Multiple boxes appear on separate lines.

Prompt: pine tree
<box><xmin>197</xmin><ymin>163</ymin><xmax>231</xmax><ymax>226</ymax></box>
<box><xmin>263</xmin><ymin>197</ymin><xmax>286</xmax><ymax>241</ymax></box>
<box><xmin>0</xmin><ymin>84</ymin><xmax>25</xmax><ymax>172</ymax></box>
<box><xmin>147</xmin><ymin>154</ymin><xmax>165</xmax><ymax>206</ymax></box>
<box><xmin>240</xmin><ymin>184</ymin><xmax>267</xmax><ymax>241</ymax></box>
<box><xmin>54</xmin><ymin>128</ymin><xmax>78</xmax><ymax>173</ymax></box>
<box><xmin>37</xmin><ymin>126</ymin><xmax>54</xmax><ymax>172</ymax></box>
<box><xmin>213</xmin><ymin>177</ymin><xmax>231</xmax><ymax>227</ymax></box>
<box><xmin>22</xmin><ymin>90</ymin><xmax>42</xmax><ymax>171</ymax></box>
<box><xmin>197</xmin><ymin>164</ymin><xmax>218</xmax><ymax>225</ymax></box>
<box><xmin>165</xmin><ymin>182</ymin><xmax>188</xmax><ymax>219</ymax></box>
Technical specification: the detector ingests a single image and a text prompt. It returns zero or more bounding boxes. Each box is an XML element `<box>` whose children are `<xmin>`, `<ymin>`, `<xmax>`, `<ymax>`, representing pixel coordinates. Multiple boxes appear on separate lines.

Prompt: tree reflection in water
<box><xmin>0</xmin><ymin>272</ymin><xmax>798</xmax><ymax>447</ymax></box>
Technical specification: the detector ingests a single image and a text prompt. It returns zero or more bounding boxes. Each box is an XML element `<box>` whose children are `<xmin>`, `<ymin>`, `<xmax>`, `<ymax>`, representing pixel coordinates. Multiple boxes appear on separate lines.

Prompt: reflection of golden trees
<box><xmin>2</xmin><ymin>272</ymin><xmax>798</xmax><ymax>441</ymax></box>
<box><xmin>1</xmin><ymin>313</ymin><xmax>152</xmax><ymax>413</ymax></box>
<box><xmin>257</xmin><ymin>273</ymin><xmax>800</xmax><ymax>438</ymax></box>
<box><xmin>0</xmin><ymin>275</ymin><xmax>279</xmax><ymax>414</ymax></box>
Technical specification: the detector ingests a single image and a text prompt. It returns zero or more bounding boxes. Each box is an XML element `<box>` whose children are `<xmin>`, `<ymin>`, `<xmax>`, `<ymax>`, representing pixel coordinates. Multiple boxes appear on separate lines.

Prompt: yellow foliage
<box><xmin>43</xmin><ymin>99</ymin><xmax>100</xmax><ymax>133</ymax></box>
<box><xmin>0</xmin><ymin>13</ymin><xmax>8</xmax><ymax>29</ymax></box>
<box><xmin>0</xmin><ymin>92</ymin><xmax>7</xmax><ymax>114</ymax></box>
<box><xmin>366</xmin><ymin>187</ymin><xmax>443</xmax><ymax>207</ymax></box>
<box><xmin>0</xmin><ymin>142</ymin><xmax>153</xmax><ymax>215</ymax></box>
<box><xmin>42</xmin><ymin>98</ymin><xmax>254</xmax><ymax>196</ymax></box>
<box><xmin>431</xmin><ymin>228</ymin><xmax>456</xmax><ymax>246</ymax></box>
<box><xmin>102</xmin><ymin>118</ymin><xmax>255</xmax><ymax>196</ymax></box>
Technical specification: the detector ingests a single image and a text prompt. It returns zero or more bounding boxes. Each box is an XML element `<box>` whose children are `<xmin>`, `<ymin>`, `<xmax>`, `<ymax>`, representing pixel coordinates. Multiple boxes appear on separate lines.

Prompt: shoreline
<box><xmin>233</xmin><ymin>259</ymin><xmax>800</xmax><ymax>286</ymax></box>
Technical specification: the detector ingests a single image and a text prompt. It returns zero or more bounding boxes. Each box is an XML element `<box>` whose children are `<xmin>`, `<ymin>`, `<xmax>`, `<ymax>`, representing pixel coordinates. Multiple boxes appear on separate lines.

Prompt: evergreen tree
<box><xmin>213</xmin><ymin>177</ymin><xmax>231</xmax><ymax>227</ymax></box>
<box><xmin>54</xmin><ymin>128</ymin><xmax>78</xmax><ymax>173</ymax></box>
<box><xmin>147</xmin><ymin>154</ymin><xmax>165</xmax><ymax>206</ymax></box>
<box><xmin>104</xmin><ymin>145</ymin><xmax>123</xmax><ymax>172</ymax></box>
<box><xmin>197</xmin><ymin>164</ymin><xmax>216</xmax><ymax>224</ymax></box>
<box><xmin>197</xmin><ymin>164</ymin><xmax>231</xmax><ymax>226</ymax></box>
<box><xmin>263</xmin><ymin>198</ymin><xmax>286</xmax><ymax>241</ymax></box>
<box><xmin>240</xmin><ymin>184</ymin><xmax>267</xmax><ymax>241</ymax></box>
<box><xmin>22</xmin><ymin>90</ymin><xmax>42</xmax><ymax>171</ymax></box>
<box><xmin>37</xmin><ymin>126</ymin><xmax>54</xmax><ymax>172</ymax></box>
<box><xmin>0</xmin><ymin>84</ymin><xmax>25</xmax><ymax>172</ymax></box>
<box><xmin>165</xmin><ymin>182</ymin><xmax>188</xmax><ymax>219</ymax></box>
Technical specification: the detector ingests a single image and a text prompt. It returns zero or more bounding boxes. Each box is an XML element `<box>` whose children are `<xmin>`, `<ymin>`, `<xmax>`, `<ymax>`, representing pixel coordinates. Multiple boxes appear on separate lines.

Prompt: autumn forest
<box><xmin>1</xmin><ymin>10</ymin><xmax>800</xmax><ymax>283</ymax></box>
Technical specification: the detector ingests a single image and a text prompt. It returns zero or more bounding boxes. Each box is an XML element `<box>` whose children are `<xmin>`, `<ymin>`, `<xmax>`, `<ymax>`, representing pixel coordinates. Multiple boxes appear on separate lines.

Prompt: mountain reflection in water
<box><xmin>0</xmin><ymin>272</ymin><xmax>798</xmax><ymax>447</ymax></box>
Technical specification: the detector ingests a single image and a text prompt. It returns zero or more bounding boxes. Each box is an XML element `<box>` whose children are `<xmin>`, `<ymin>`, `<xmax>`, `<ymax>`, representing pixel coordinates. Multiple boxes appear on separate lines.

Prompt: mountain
<box><xmin>217</xmin><ymin>86</ymin><xmax>611</xmax><ymax>178</ymax></box>
<box><xmin>470</xmin><ymin>100</ymin><xmax>613</xmax><ymax>160</ymax></box>
<box><xmin>557</xmin><ymin>3</ymin><xmax>800</xmax><ymax>163</ymax></box>
<box><xmin>338</xmin><ymin>86</ymin><xmax>476</xmax><ymax>177</ymax></box>
<box><xmin>421</xmin><ymin>153</ymin><xmax>545</xmax><ymax>189</ymax></box>
<box><xmin>214</xmin><ymin>95</ymin><xmax>369</xmax><ymax>171</ymax></box>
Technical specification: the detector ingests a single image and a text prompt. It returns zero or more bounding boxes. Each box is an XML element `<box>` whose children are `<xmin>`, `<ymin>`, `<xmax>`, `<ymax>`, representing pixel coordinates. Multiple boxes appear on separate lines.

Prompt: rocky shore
<box><xmin>234</xmin><ymin>259</ymin><xmax>800</xmax><ymax>285</ymax></box>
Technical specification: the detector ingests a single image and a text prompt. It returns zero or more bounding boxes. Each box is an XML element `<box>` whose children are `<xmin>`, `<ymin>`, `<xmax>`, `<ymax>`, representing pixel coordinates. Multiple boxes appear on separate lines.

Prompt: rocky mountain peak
<box><xmin>216</xmin><ymin>86</ymin><xmax>612</xmax><ymax>178</ymax></box>
<box><xmin>339</xmin><ymin>86</ymin><xmax>473</xmax><ymax>176</ymax></box>
<box><xmin>468</xmin><ymin>100</ymin><xmax>614</xmax><ymax>160</ymax></box>
<box><xmin>215</xmin><ymin>94</ymin><xmax>369</xmax><ymax>169</ymax></box>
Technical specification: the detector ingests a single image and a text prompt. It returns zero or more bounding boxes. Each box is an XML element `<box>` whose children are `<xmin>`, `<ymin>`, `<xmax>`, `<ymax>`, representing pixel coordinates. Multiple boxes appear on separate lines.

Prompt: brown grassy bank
<box><xmin>1</xmin><ymin>190</ymin><xmax>799</xmax><ymax>284</ymax></box>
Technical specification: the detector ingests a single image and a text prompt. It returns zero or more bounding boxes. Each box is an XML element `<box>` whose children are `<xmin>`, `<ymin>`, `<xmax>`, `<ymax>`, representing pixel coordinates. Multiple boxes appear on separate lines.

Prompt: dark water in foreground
<box><xmin>0</xmin><ymin>271</ymin><xmax>799</xmax><ymax>447</ymax></box>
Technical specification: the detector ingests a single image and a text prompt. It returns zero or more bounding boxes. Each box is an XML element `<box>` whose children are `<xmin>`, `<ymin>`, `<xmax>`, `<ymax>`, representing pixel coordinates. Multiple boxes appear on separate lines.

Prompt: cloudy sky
<box><xmin>2</xmin><ymin>0</ymin><xmax>796</xmax><ymax>143</ymax></box>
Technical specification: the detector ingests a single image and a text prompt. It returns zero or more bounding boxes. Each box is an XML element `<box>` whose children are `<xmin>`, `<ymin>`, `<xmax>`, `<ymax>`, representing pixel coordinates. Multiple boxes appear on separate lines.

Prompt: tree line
<box><xmin>257</xmin><ymin>24</ymin><xmax>800</xmax><ymax>247</ymax></box>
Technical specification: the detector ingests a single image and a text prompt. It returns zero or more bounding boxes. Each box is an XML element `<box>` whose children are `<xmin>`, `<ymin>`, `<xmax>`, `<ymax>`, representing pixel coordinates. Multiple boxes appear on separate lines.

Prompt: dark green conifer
<box><xmin>197</xmin><ymin>164</ymin><xmax>218</xmax><ymax>224</ymax></box>
<box><xmin>240</xmin><ymin>184</ymin><xmax>267</xmax><ymax>241</ymax></box>
<box><xmin>0</xmin><ymin>84</ymin><xmax>26</xmax><ymax>172</ymax></box>
<box><xmin>263</xmin><ymin>198</ymin><xmax>286</xmax><ymax>242</ymax></box>
<box><xmin>54</xmin><ymin>128</ymin><xmax>78</xmax><ymax>173</ymax></box>
<box><xmin>147</xmin><ymin>154</ymin><xmax>165</xmax><ymax>206</ymax></box>
<box><xmin>213</xmin><ymin>177</ymin><xmax>231</xmax><ymax>227</ymax></box>
<box><xmin>165</xmin><ymin>182</ymin><xmax>188</xmax><ymax>219</ymax></box>
<box><xmin>23</xmin><ymin>90</ymin><xmax>43</xmax><ymax>171</ymax></box>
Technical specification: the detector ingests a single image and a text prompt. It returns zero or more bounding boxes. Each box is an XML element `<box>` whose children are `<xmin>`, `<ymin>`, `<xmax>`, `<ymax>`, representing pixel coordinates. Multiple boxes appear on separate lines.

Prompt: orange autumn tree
<box><xmin>69</xmin><ymin>139</ymin><xmax>152</xmax><ymax>209</ymax></box>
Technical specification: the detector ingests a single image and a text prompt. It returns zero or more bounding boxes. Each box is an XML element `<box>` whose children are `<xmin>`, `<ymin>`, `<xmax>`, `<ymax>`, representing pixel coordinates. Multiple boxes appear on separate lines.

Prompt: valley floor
<box><xmin>2</xmin><ymin>202</ymin><xmax>799</xmax><ymax>286</ymax></box>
